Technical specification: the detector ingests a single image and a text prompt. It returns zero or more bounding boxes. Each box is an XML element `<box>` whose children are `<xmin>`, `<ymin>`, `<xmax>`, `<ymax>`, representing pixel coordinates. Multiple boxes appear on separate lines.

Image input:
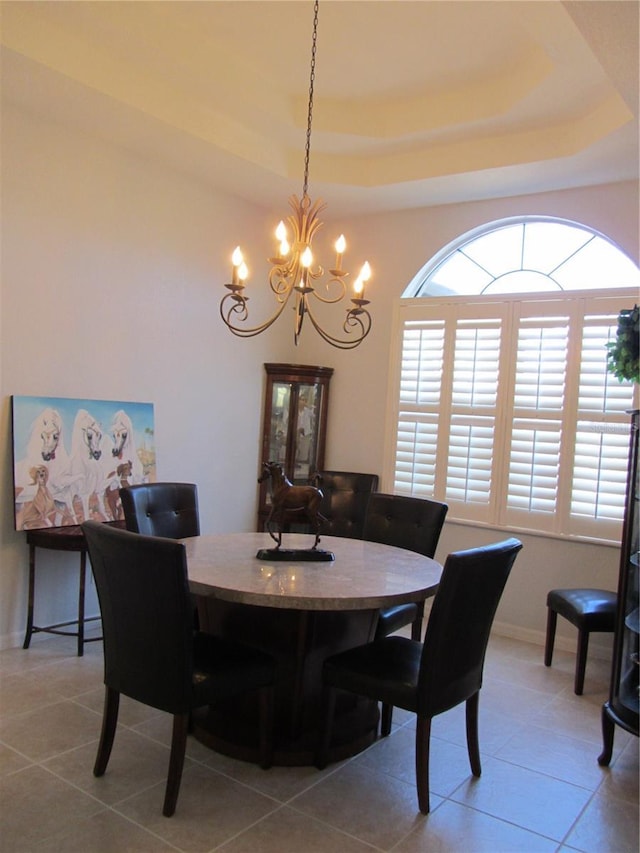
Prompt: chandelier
<box><xmin>219</xmin><ymin>0</ymin><xmax>372</xmax><ymax>350</ymax></box>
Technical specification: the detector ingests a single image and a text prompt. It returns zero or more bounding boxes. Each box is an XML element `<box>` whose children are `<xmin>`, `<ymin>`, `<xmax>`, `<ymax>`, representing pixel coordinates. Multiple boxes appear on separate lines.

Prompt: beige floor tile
<box><xmin>43</xmin><ymin>726</ymin><xmax>183</xmax><ymax>806</ymax></box>
<box><xmin>451</xmin><ymin>755</ymin><xmax>592</xmax><ymax>840</ymax></box>
<box><xmin>565</xmin><ymin>787</ymin><xmax>640</xmax><ymax>853</ymax></box>
<box><xmin>0</xmin><ymin>637</ymin><xmax>83</xmax><ymax>675</ymax></box>
<box><xmin>0</xmin><ymin>764</ymin><xmax>104</xmax><ymax>851</ymax></box>
<box><xmin>0</xmin><ymin>672</ymin><xmax>67</xmax><ymax>718</ymax></box>
<box><xmin>200</xmin><ymin>746</ymin><xmax>345</xmax><ymax>802</ymax></box>
<box><xmin>0</xmin><ymin>742</ymin><xmax>33</xmax><ymax>776</ymax></box>
<box><xmin>75</xmin><ymin>686</ymin><xmax>165</xmax><ymax>727</ymax></box>
<box><xmin>394</xmin><ymin>798</ymin><xmax>558</xmax><ymax>852</ymax></box>
<box><xmin>0</xmin><ymin>699</ymin><xmax>101</xmax><ymax>761</ymax></box>
<box><xmin>292</xmin><ymin>761</ymin><xmax>430</xmax><ymax>849</ymax></box>
<box><xmin>18</xmin><ymin>653</ymin><xmax>104</xmax><ymax>698</ymax></box>
<box><xmin>531</xmin><ymin>693</ymin><xmax>628</xmax><ymax>748</ymax></box>
<box><xmin>353</xmin><ymin>725</ymin><xmax>473</xmax><ymax>801</ymax></box>
<box><xmin>601</xmin><ymin>737</ymin><xmax>640</xmax><ymax>805</ymax></box>
<box><xmin>0</xmin><ymin>633</ymin><xmax>636</xmax><ymax>852</ymax></box>
<box><xmin>116</xmin><ymin>761</ymin><xmax>279</xmax><ymax>852</ymax></box>
<box><xmin>495</xmin><ymin>724</ymin><xmax>612</xmax><ymax>789</ymax></box>
<box><xmin>31</xmin><ymin>809</ymin><xmax>177</xmax><ymax>853</ymax></box>
<box><xmin>218</xmin><ymin>804</ymin><xmax>378</xmax><ymax>852</ymax></box>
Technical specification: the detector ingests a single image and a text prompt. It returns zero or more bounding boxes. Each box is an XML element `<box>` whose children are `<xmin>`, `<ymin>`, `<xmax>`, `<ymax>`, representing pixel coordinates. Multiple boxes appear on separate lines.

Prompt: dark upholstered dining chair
<box><xmin>119</xmin><ymin>482</ymin><xmax>200</xmax><ymax>539</ymax></box>
<box><xmin>316</xmin><ymin>537</ymin><xmax>523</xmax><ymax>814</ymax></box>
<box><xmin>82</xmin><ymin>521</ymin><xmax>275</xmax><ymax>817</ymax></box>
<box><xmin>362</xmin><ymin>493</ymin><xmax>448</xmax><ymax>641</ymax></box>
<box><xmin>314</xmin><ymin>471</ymin><xmax>379</xmax><ymax>539</ymax></box>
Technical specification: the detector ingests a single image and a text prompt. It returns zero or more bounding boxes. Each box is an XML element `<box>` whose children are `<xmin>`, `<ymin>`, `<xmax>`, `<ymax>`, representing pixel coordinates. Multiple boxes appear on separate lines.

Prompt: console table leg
<box><xmin>22</xmin><ymin>544</ymin><xmax>36</xmax><ymax>649</ymax></box>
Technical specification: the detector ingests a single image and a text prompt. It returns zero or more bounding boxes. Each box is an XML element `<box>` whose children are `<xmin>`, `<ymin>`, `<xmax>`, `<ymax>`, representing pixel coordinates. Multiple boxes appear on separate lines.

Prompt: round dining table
<box><xmin>183</xmin><ymin>532</ymin><xmax>442</xmax><ymax>766</ymax></box>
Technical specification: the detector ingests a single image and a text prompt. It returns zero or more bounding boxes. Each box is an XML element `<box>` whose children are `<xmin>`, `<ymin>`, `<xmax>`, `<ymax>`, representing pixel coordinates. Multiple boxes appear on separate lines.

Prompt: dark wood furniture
<box><xmin>119</xmin><ymin>482</ymin><xmax>200</xmax><ymax>538</ymax></box>
<box><xmin>183</xmin><ymin>532</ymin><xmax>442</xmax><ymax>766</ymax></box>
<box><xmin>82</xmin><ymin>521</ymin><xmax>275</xmax><ymax>817</ymax></box>
<box><xmin>363</xmin><ymin>493</ymin><xmax>448</xmax><ymax>642</ymax></box>
<box><xmin>599</xmin><ymin>409</ymin><xmax>639</xmax><ymax>764</ymax></box>
<box><xmin>316</xmin><ymin>538</ymin><xmax>523</xmax><ymax>813</ymax></box>
<box><xmin>22</xmin><ymin>524</ymin><xmax>121</xmax><ymax>656</ymax></box>
<box><xmin>257</xmin><ymin>363</ymin><xmax>333</xmax><ymax>531</ymax></box>
<box><xmin>544</xmin><ymin>588</ymin><xmax>617</xmax><ymax>695</ymax></box>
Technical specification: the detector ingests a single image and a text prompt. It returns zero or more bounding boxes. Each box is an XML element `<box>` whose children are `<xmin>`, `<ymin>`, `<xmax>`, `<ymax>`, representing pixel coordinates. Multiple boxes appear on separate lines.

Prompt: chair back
<box><xmin>316</xmin><ymin>471</ymin><xmax>379</xmax><ymax>539</ymax></box>
<box><xmin>120</xmin><ymin>482</ymin><xmax>200</xmax><ymax>539</ymax></box>
<box><xmin>418</xmin><ymin>538</ymin><xmax>522</xmax><ymax>718</ymax></box>
<box><xmin>82</xmin><ymin>520</ymin><xmax>195</xmax><ymax>713</ymax></box>
<box><xmin>363</xmin><ymin>493</ymin><xmax>448</xmax><ymax>558</ymax></box>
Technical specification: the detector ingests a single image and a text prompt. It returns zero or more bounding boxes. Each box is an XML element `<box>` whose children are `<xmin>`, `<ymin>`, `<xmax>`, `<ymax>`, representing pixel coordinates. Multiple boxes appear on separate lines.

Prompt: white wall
<box><xmin>1</xmin><ymin>103</ymin><xmax>637</xmax><ymax>656</ymax></box>
<box><xmin>0</xmin><ymin>106</ymin><xmax>294</xmax><ymax>647</ymax></box>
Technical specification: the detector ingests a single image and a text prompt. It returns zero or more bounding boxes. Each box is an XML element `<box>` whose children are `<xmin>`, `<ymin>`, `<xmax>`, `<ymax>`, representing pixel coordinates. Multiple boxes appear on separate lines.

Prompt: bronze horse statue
<box><xmin>258</xmin><ymin>461</ymin><xmax>325</xmax><ymax>549</ymax></box>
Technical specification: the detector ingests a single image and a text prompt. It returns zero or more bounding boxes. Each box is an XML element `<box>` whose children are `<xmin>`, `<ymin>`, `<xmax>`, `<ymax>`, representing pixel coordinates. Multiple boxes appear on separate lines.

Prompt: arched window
<box><xmin>389</xmin><ymin>217</ymin><xmax>639</xmax><ymax>543</ymax></box>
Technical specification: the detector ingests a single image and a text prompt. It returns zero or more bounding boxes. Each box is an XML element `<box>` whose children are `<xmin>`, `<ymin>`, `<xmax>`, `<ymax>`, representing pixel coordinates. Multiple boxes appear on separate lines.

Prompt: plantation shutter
<box><xmin>392</xmin><ymin>293</ymin><xmax>635</xmax><ymax>541</ymax></box>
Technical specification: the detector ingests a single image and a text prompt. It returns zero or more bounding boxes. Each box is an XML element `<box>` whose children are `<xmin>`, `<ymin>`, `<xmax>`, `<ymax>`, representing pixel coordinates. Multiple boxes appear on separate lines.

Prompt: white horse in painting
<box><xmin>101</xmin><ymin>409</ymin><xmax>145</xmax><ymax>520</ymax></box>
<box><xmin>14</xmin><ymin>407</ymin><xmax>78</xmax><ymax>526</ymax></box>
<box><xmin>68</xmin><ymin>409</ymin><xmax>112</xmax><ymax>522</ymax></box>
<box><xmin>108</xmin><ymin>409</ymin><xmax>144</xmax><ymax>483</ymax></box>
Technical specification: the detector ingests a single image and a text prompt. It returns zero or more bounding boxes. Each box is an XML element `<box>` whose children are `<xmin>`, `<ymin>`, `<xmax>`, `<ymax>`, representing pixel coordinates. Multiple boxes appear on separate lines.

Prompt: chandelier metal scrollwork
<box><xmin>220</xmin><ymin>0</ymin><xmax>373</xmax><ymax>350</ymax></box>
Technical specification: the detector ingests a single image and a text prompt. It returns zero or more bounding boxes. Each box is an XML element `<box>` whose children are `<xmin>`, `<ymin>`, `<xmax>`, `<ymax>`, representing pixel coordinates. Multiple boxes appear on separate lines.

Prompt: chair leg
<box><xmin>544</xmin><ymin>607</ymin><xmax>557</xmax><ymax>667</ymax></box>
<box><xmin>163</xmin><ymin>712</ymin><xmax>189</xmax><ymax>817</ymax></box>
<box><xmin>381</xmin><ymin>702</ymin><xmax>393</xmax><ymax>736</ymax></box>
<box><xmin>315</xmin><ymin>684</ymin><xmax>336</xmax><ymax>770</ymax></box>
<box><xmin>466</xmin><ymin>692</ymin><xmax>482</xmax><ymax>777</ymax></box>
<box><xmin>93</xmin><ymin>686</ymin><xmax>120</xmax><ymax>777</ymax></box>
<box><xmin>411</xmin><ymin>601</ymin><xmax>425</xmax><ymax>641</ymax></box>
<box><xmin>415</xmin><ymin>716</ymin><xmax>432</xmax><ymax>814</ymax></box>
<box><xmin>258</xmin><ymin>684</ymin><xmax>274</xmax><ymax>770</ymax></box>
<box><xmin>575</xmin><ymin>629</ymin><xmax>589</xmax><ymax>695</ymax></box>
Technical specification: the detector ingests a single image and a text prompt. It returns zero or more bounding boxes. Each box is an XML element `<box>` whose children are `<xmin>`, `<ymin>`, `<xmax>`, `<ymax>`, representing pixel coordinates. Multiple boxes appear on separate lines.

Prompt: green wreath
<box><xmin>606</xmin><ymin>305</ymin><xmax>639</xmax><ymax>383</ymax></box>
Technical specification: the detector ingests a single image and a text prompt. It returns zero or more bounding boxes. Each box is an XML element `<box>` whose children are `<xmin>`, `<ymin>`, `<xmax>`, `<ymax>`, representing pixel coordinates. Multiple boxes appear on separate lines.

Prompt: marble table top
<box><xmin>182</xmin><ymin>532</ymin><xmax>442</xmax><ymax>611</ymax></box>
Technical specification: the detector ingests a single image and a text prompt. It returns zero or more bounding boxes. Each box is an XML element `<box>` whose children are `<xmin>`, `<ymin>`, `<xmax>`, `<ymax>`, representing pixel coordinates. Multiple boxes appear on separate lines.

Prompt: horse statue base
<box><xmin>256</xmin><ymin>547</ymin><xmax>335</xmax><ymax>562</ymax></box>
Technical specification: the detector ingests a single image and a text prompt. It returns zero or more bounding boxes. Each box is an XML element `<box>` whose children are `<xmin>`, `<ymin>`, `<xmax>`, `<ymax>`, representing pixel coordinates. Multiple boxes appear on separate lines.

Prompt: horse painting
<box><xmin>258</xmin><ymin>461</ymin><xmax>325</xmax><ymax>549</ymax></box>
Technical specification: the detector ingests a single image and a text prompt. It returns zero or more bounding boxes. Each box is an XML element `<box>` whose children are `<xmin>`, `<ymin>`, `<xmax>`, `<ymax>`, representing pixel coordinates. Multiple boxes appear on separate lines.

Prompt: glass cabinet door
<box><xmin>258</xmin><ymin>364</ymin><xmax>333</xmax><ymax>530</ymax></box>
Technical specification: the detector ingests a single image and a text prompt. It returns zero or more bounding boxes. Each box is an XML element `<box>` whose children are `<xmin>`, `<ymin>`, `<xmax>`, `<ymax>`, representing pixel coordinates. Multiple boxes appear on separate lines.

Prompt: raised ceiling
<box><xmin>1</xmin><ymin>0</ymin><xmax>638</xmax><ymax>215</ymax></box>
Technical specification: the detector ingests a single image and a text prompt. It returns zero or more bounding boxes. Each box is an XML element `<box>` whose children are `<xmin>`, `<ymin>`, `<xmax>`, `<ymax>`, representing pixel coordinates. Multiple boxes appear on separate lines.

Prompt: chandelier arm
<box><xmin>309</xmin><ymin>275</ymin><xmax>348</xmax><ymax>305</ymax></box>
<box><xmin>219</xmin><ymin>289</ymin><xmax>294</xmax><ymax>338</ymax></box>
<box><xmin>304</xmin><ymin>299</ymin><xmax>372</xmax><ymax>350</ymax></box>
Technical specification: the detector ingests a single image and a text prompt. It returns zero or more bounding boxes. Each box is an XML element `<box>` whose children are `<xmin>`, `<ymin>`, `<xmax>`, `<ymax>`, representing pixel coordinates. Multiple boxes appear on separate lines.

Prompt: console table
<box><xmin>22</xmin><ymin>523</ymin><xmax>122</xmax><ymax>656</ymax></box>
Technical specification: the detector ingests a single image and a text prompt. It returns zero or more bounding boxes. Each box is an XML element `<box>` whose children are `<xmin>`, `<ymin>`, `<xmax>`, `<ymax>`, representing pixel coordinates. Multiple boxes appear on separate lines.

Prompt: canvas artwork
<box><xmin>12</xmin><ymin>395</ymin><xmax>156</xmax><ymax>531</ymax></box>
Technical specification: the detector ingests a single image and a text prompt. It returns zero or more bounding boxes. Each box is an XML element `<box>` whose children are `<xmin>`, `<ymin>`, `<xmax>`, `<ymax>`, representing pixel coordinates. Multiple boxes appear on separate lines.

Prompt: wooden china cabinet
<box><xmin>599</xmin><ymin>409</ymin><xmax>639</xmax><ymax>764</ymax></box>
<box><xmin>257</xmin><ymin>363</ymin><xmax>333</xmax><ymax>531</ymax></box>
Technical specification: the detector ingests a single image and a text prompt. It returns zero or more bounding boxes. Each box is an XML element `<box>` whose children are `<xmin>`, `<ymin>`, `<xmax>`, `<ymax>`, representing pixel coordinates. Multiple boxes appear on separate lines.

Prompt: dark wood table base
<box><xmin>194</xmin><ymin>599</ymin><xmax>380</xmax><ymax>765</ymax></box>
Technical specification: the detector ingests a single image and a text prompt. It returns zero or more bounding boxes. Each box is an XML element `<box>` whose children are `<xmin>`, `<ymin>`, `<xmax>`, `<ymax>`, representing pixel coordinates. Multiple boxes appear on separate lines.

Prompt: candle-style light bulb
<box><xmin>275</xmin><ymin>221</ymin><xmax>287</xmax><ymax>242</ymax></box>
<box><xmin>231</xmin><ymin>246</ymin><xmax>244</xmax><ymax>285</ymax></box>
<box><xmin>301</xmin><ymin>246</ymin><xmax>313</xmax><ymax>268</ymax></box>
<box><xmin>334</xmin><ymin>234</ymin><xmax>346</xmax><ymax>271</ymax></box>
<box><xmin>238</xmin><ymin>261</ymin><xmax>248</xmax><ymax>281</ymax></box>
<box><xmin>354</xmin><ymin>262</ymin><xmax>371</xmax><ymax>299</ymax></box>
<box><xmin>279</xmin><ymin>238</ymin><xmax>290</xmax><ymax>257</ymax></box>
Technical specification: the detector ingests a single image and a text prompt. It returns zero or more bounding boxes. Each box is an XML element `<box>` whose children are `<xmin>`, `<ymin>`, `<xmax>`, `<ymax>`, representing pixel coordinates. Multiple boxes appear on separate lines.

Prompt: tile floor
<box><xmin>0</xmin><ymin>627</ymin><xmax>637</xmax><ymax>853</ymax></box>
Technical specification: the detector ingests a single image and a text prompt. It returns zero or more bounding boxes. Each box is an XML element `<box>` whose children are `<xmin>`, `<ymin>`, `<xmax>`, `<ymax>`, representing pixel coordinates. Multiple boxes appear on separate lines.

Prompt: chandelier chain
<box><xmin>302</xmin><ymin>0</ymin><xmax>319</xmax><ymax>200</ymax></box>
